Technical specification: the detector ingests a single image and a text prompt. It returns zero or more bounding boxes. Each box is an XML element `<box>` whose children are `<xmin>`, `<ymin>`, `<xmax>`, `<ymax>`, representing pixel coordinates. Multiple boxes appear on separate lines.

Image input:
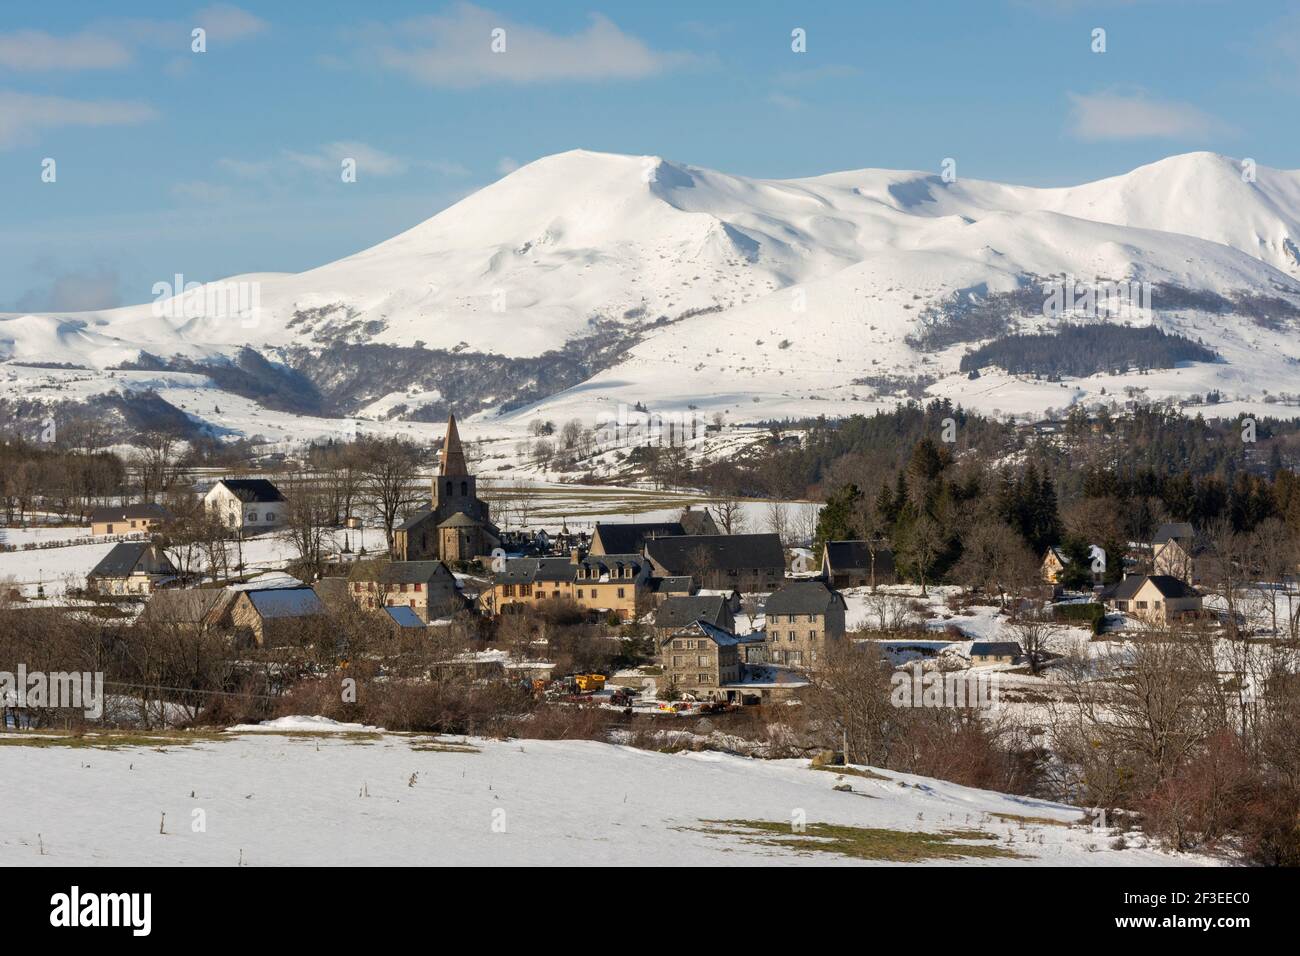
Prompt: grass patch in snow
<box><xmin>224</xmin><ymin>729</ymin><xmax>383</xmax><ymax>743</ymax></box>
<box><xmin>988</xmin><ymin>811</ymin><xmax>1072</xmax><ymax>828</ymax></box>
<box><xmin>696</xmin><ymin>819</ymin><xmax>1022</xmax><ymax>862</ymax></box>
<box><xmin>811</xmin><ymin>764</ymin><xmax>890</xmax><ymax>781</ymax></box>
<box><xmin>406</xmin><ymin>737</ymin><xmax>481</xmax><ymax>753</ymax></box>
<box><xmin>0</xmin><ymin>729</ymin><xmax>225</xmax><ymax>750</ymax></box>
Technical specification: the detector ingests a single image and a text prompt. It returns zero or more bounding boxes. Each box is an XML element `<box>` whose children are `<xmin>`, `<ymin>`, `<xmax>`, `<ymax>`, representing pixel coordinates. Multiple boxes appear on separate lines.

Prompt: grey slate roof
<box><xmin>1153</xmin><ymin>522</ymin><xmax>1195</xmax><ymax>545</ymax></box>
<box><xmin>645</xmin><ymin>533</ymin><xmax>784</xmax><ymax>574</ymax></box>
<box><xmin>397</xmin><ymin>507</ymin><xmax>434</xmax><ymax>531</ymax></box>
<box><xmin>495</xmin><ymin>557</ymin><xmax>578</xmax><ymax>586</ymax></box>
<box><xmin>655</xmin><ymin>595</ymin><xmax>731</xmax><ymax>630</ymax></box>
<box><xmin>652</xmin><ymin>576</ymin><xmax>695</xmax><ymax>595</ymax></box>
<box><xmin>765</xmin><ymin>580</ymin><xmax>845</xmax><ymax>616</ymax></box>
<box><xmin>349</xmin><ymin>560</ymin><xmax>452</xmax><ymax>585</ymax></box>
<box><xmin>593</xmin><ymin>522</ymin><xmax>685</xmax><ymax>554</ymax></box>
<box><xmin>215</xmin><ymin>478</ymin><xmax>285</xmax><ymax>503</ymax></box>
<box><xmin>1111</xmin><ymin>574</ymin><xmax>1200</xmax><ymax>601</ymax></box>
<box><xmin>575</xmin><ymin>552</ymin><xmax>645</xmax><ymax>579</ymax></box>
<box><xmin>88</xmin><ymin>542</ymin><xmax>173</xmax><ymax>579</ymax></box>
<box><xmin>663</xmin><ymin>619</ymin><xmax>743</xmax><ymax>647</ymax></box>
<box><xmin>971</xmin><ymin>641</ymin><xmax>1023</xmax><ymax>658</ymax></box>
<box><xmin>823</xmin><ymin>540</ymin><xmax>895</xmax><ymax>576</ymax></box>
<box><xmin>90</xmin><ymin>503</ymin><xmax>172</xmax><ymax>524</ymax></box>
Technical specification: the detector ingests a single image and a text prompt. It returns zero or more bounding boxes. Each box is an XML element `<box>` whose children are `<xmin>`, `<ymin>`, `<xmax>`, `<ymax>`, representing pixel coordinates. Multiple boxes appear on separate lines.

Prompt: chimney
<box><xmin>570</xmin><ymin>547</ymin><xmax>582</xmax><ymax>564</ymax></box>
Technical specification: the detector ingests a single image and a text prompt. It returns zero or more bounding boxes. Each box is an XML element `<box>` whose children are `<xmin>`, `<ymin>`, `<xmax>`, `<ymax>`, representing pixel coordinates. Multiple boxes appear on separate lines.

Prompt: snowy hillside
<box><xmin>0</xmin><ymin>726</ymin><xmax>1213</xmax><ymax>866</ymax></box>
<box><xmin>4</xmin><ymin>150</ymin><xmax>1300</xmax><ymax>442</ymax></box>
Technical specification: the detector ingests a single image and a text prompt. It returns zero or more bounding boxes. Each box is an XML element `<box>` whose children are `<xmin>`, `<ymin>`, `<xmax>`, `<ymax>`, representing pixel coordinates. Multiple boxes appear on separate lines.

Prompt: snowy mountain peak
<box><xmin>4</xmin><ymin>149</ymin><xmax>1300</xmax><ymax>441</ymax></box>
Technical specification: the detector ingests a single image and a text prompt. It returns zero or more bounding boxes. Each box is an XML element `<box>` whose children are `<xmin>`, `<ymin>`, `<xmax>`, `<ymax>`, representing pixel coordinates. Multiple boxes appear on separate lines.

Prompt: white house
<box><xmin>204</xmin><ymin>478</ymin><xmax>287</xmax><ymax>532</ymax></box>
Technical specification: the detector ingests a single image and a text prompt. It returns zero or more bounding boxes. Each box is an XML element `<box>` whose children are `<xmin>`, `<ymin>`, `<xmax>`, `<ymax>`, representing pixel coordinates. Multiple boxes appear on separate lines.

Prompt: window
<box><xmin>697</xmin><ymin>655</ymin><xmax>710</xmax><ymax>667</ymax></box>
<box><xmin>673</xmin><ymin>641</ymin><xmax>685</xmax><ymax>650</ymax></box>
<box><xmin>577</xmin><ymin>589</ymin><xmax>584</xmax><ymax>599</ymax></box>
<box><xmin>248</xmin><ymin>512</ymin><xmax>258</xmax><ymax>522</ymax></box>
<box><xmin>617</xmin><ymin>587</ymin><xmax>625</xmax><ymax>599</ymax></box>
<box><xmin>445</xmin><ymin>481</ymin><xmax>452</xmax><ymax>496</ymax></box>
<box><xmin>788</xmin><ymin>632</ymin><xmax>796</xmax><ymax>642</ymax></box>
<box><xmin>503</xmin><ymin>585</ymin><xmax>515</xmax><ymax>597</ymax></box>
<box><xmin>266</xmin><ymin>513</ymin><xmax>275</xmax><ymax>523</ymax></box>
<box><xmin>414</xmin><ymin>583</ymin><xmax>422</xmax><ymax>592</ymax></box>
<box><xmin>590</xmin><ymin>588</ymin><xmax>598</xmax><ymax>599</ymax></box>
<box><xmin>461</xmin><ymin>481</ymin><xmax>468</xmax><ymax>496</ymax></box>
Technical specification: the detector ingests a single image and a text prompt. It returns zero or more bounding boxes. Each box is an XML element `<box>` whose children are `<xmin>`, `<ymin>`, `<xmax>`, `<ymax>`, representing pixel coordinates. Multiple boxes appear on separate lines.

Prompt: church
<box><xmin>392</xmin><ymin>414</ymin><xmax>501</xmax><ymax>565</ymax></box>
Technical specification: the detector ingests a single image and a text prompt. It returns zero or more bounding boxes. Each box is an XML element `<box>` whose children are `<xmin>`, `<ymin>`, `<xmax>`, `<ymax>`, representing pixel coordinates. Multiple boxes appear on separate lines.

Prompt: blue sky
<box><xmin>2</xmin><ymin>0</ymin><xmax>1297</xmax><ymax>312</ymax></box>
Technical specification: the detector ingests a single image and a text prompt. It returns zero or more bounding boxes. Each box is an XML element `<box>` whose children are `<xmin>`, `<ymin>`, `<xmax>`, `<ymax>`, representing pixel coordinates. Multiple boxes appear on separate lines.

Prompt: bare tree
<box><xmin>359</xmin><ymin>437</ymin><xmax>424</xmax><ymax>553</ymax></box>
<box><xmin>764</xmin><ymin>500</ymin><xmax>791</xmax><ymax>547</ymax></box>
<box><xmin>709</xmin><ymin>497</ymin><xmax>746</xmax><ymax>535</ymax></box>
<box><xmin>951</xmin><ymin>518</ymin><xmax>1038</xmax><ymax>609</ymax></box>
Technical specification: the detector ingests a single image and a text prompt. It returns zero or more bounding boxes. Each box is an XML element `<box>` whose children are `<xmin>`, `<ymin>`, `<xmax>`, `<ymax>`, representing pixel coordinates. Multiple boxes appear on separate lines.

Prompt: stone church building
<box><xmin>393</xmin><ymin>414</ymin><xmax>501</xmax><ymax>564</ymax></box>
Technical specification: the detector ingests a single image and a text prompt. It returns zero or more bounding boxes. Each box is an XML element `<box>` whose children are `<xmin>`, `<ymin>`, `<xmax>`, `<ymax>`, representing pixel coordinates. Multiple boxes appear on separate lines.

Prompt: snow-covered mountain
<box><xmin>4</xmin><ymin>149</ymin><xmax>1300</xmax><ymax>443</ymax></box>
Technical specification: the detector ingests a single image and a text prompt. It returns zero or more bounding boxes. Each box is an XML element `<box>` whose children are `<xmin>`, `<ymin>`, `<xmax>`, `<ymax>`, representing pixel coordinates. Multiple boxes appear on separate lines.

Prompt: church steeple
<box><xmin>439</xmin><ymin>413</ymin><xmax>469</xmax><ymax>477</ymax></box>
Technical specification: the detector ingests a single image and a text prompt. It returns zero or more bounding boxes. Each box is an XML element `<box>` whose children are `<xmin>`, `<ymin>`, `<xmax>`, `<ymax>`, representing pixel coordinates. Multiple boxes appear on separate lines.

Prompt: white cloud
<box><xmin>0</xmin><ymin>7</ymin><xmax>267</xmax><ymax>74</ymax></box>
<box><xmin>193</xmin><ymin>4</ymin><xmax>269</xmax><ymax>42</ymax></box>
<box><xmin>0</xmin><ymin>91</ymin><xmax>157</xmax><ymax>148</ymax></box>
<box><xmin>216</xmin><ymin>143</ymin><xmax>467</xmax><ymax>182</ymax></box>
<box><xmin>367</xmin><ymin>3</ymin><xmax>693</xmax><ymax>86</ymax></box>
<box><xmin>0</xmin><ymin>30</ymin><xmax>132</xmax><ymax>71</ymax></box>
<box><xmin>1066</xmin><ymin>91</ymin><xmax>1226</xmax><ymax>141</ymax></box>
<box><xmin>283</xmin><ymin>141</ymin><xmax>410</xmax><ymax>177</ymax></box>
<box><xmin>768</xmin><ymin>92</ymin><xmax>806</xmax><ymax>111</ymax></box>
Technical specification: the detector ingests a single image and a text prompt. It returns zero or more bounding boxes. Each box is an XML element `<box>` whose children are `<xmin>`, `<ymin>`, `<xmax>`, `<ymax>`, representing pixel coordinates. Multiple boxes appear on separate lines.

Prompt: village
<box><xmin>2</xmin><ymin>413</ymin><xmax>1283</xmax><ymax>716</ymax></box>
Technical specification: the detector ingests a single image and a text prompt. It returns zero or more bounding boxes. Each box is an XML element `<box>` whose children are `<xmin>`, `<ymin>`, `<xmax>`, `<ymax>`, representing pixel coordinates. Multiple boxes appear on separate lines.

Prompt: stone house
<box><xmin>204</xmin><ymin>478</ymin><xmax>286</xmax><ymax>533</ymax></box>
<box><xmin>764</xmin><ymin>580</ymin><xmax>847</xmax><ymax>670</ymax></box>
<box><xmin>1151</xmin><ymin>522</ymin><xmax>1196</xmax><ymax>582</ymax></box>
<box><xmin>658</xmin><ymin>620</ymin><xmax>743</xmax><ymax>700</ymax></box>
<box><xmin>86</xmin><ymin>542</ymin><xmax>177</xmax><ymax>596</ymax></box>
<box><xmin>138</xmin><ymin>588</ymin><xmax>235</xmax><ymax>631</ymax></box>
<box><xmin>1106</xmin><ymin>574</ymin><xmax>1203</xmax><ymax>626</ymax></box>
<box><xmin>969</xmin><ymin>641</ymin><xmax>1023</xmax><ymax>665</ymax></box>
<box><xmin>644</xmin><ymin>533</ymin><xmax>785</xmax><ymax>593</ymax></box>
<box><xmin>488</xmin><ymin>551</ymin><xmax>651</xmax><ymax>621</ymax></box>
<box><xmin>821</xmin><ymin>539</ymin><xmax>896</xmax><ymax>588</ymax></box>
<box><xmin>222</xmin><ymin>587</ymin><xmax>327</xmax><ymax>646</ymax></box>
<box><xmin>589</xmin><ymin>510</ymin><xmax>718</xmax><ymax>556</ymax></box>
<box><xmin>90</xmin><ymin>503</ymin><xmax>173</xmax><ymax>536</ymax></box>
<box><xmin>652</xmin><ymin>594</ymin><xmax>735</xmax><ymax>639</ymax></box>
<box><xmin>347</xmin><ymin>559</ymin><xmax>462</xmax><ymax>622</ymax></box>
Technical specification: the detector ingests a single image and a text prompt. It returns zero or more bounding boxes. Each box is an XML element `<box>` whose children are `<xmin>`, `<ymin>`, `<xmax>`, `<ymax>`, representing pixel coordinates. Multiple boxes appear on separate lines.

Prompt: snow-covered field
<box><xmin>0</xmin><ymin>725</ymin><xmax>1215</xmax><ymax>866</ymax></box>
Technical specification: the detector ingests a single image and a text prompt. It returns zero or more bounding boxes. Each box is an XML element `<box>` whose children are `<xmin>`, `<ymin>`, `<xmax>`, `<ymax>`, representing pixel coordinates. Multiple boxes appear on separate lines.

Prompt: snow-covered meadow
<box><xmin>0</xmin><ymin>721</ymin><xmax>1217</xmax><ymax>867</ymax></box>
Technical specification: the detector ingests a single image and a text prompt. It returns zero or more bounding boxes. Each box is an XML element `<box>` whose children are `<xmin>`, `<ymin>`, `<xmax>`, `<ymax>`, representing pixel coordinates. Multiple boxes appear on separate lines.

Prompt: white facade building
<box><xmin>204</xmin><ymin>478</ymin><xmax>287</xmax><ymax>532</ymax></box>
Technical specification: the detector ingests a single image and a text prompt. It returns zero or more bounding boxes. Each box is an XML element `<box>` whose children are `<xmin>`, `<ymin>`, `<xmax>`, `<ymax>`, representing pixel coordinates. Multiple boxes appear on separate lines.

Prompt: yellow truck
<box><xmin>572</xmin><ymin>674</ymin><xmax>606</xmax><ymax>694</ymax></box>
